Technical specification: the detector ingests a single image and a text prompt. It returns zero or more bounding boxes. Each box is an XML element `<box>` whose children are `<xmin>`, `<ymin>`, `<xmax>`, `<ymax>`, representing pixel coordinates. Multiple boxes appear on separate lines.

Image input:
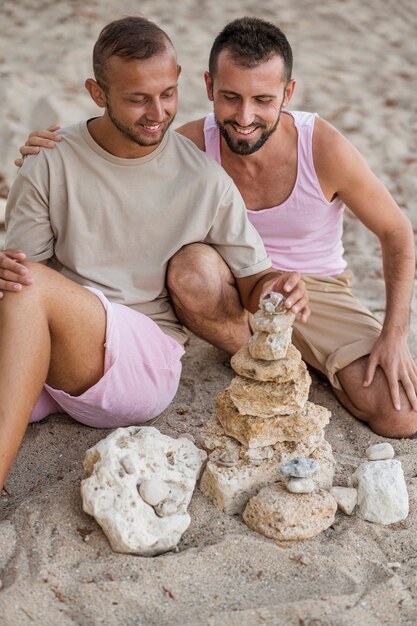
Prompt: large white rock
<box><xmin>351</xmin><ymin>460</ymin><xmax>409</xmax><ymax>525</ymax></box>
<box><xmin>81</xmin><ymin>426</ymin><xmax>207</xmax><ymax>556</ymax></box>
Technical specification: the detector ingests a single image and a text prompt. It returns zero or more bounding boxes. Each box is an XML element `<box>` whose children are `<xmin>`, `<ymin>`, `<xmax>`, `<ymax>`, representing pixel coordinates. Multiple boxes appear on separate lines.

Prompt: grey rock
<box><xmin>280</xmin><ymin>456</ymin><xmax>320</xmax><ymax>478</ymax></box>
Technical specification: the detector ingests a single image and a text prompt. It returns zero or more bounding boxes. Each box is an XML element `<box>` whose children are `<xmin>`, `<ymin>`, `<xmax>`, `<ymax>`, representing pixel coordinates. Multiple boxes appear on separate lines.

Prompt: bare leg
<box><xmin>0</xmin><ymin>262</ymin><xmax>106</xmax><ymax>490</ymax></box>
<box><xmin>167</xmin><ymin>243</ymin><xmax>251</xmax><ymax>353</ymax></box>
<box><xmin>334</xmin><ymin>356</ymin><xmax>417</xmax><ymax>438</ymax></box>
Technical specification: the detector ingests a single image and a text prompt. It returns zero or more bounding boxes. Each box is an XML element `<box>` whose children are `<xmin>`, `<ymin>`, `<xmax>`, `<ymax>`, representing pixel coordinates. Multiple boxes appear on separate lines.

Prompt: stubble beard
<box><xmin>214</xmin><ymin>109</ymin><xmax>282</xmax><ymax>156</ymax></box>
<box><xmin>107</xmin><ymin>101</ymin><xmax>175</xmax><ymax>148</ymax></box>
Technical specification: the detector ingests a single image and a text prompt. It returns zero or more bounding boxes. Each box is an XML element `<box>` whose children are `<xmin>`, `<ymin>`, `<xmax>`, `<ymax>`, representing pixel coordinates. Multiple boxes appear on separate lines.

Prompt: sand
<box><xmin>1</xmin><ymin>1</ymin><xmax>417</xmax><ymax>624</ymax></box>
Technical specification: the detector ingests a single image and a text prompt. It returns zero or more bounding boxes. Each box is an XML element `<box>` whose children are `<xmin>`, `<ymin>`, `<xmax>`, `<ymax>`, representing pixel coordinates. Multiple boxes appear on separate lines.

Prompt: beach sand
<box><xmin>1</xmin><ymin>1</ymin><xmax>417</xmax><ymax>624</ymax></box>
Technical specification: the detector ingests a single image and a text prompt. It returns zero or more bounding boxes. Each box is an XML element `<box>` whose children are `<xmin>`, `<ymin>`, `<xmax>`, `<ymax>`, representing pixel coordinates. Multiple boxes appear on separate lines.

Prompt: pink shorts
<box><xmin>30</xmin><ymin>288</ymin><xmax>184</xmax><ymax>428</ymax></box>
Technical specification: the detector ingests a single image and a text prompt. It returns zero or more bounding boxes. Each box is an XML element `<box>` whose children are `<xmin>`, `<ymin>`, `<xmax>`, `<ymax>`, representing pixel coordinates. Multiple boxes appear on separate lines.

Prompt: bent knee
<box><xmin>167</xmin><ymin>243</ymin><xmax>232</xmax><ymax>293</ymax></box>
<box><xmin>365</xmin><ymin>408</ymin><xmax>417</xmax><ymax>439</ymax></box>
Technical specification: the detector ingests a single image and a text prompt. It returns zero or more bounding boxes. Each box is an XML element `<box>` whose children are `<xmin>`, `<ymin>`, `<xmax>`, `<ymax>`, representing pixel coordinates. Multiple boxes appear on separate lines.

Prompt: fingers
<box><xmin>402</xmin><ymin>373</ymin><xmax>417</xmax><ymax>412</ymax></box>
<box><xmin>386</xmin><ymin>371</ymin><xmax>402</xmax><ymax>411</ymax></box>
<box><xmin>363</xmin><ymin>355</ymin><xmax>377</xmax><ymax>388</ymax></box>
<box><xmin>15</xmin><ymin>126</ymin><xmax>62</xmax><ymax>167</ymax></box>
<box><xmin>0</xmin><ymin>250</ymin><xmax>32</xmax><ymax>286</ymax></box>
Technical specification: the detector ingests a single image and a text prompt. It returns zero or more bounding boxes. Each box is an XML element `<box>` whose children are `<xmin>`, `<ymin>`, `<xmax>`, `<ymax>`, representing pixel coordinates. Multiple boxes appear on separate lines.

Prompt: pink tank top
<box><xmin>203</xmin><ymin>110</ymin><xmax>346</xmax><ymax>275</ymax></box>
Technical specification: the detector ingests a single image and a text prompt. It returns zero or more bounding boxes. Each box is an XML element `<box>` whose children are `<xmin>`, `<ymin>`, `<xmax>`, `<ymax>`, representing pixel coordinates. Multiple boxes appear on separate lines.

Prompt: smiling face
<box><xmin>87</xmin><ymin>48</ymin><xmax>181</xmax><ymax>155</ymax></box>
<box><xmin>206</xmin><ymin>50</ymin><xmax>295</xmax><ymax>156</ymax></box>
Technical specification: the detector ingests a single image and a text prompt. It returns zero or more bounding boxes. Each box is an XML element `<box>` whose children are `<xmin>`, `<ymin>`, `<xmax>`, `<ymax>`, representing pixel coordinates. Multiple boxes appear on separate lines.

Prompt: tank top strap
<box><xmin>203</xmin><ymin>113</ymin><xmax>221</xmax><ymax>164</ymax></box>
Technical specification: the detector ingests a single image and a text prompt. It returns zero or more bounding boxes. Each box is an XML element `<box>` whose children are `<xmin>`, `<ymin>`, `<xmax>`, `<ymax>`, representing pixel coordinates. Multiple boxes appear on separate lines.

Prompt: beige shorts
<box><xmin>287</xmin><ymin>270</ymin><xmax>382</xmax><ymax>390</ymax></box>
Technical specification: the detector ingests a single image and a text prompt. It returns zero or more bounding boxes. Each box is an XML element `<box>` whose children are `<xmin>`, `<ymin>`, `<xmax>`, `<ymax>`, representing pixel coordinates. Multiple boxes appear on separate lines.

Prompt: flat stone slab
<box><xmin>228</xmin><ymin>367</ymin><xmax>311</xmax><ymax>418</ymax></box>
<box><xmin>216</xmin><ymin>390</ymin><xmax>331</xmax><ymax>447</ymax></box>
<box><xmin>230</xmin><ymin>344</ymin><xmax>303</xmax><ymax>383</ymax></box>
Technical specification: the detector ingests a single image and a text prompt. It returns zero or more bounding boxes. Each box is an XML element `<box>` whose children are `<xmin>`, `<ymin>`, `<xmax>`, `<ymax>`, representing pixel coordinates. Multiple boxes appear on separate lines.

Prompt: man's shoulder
<box><xmin>175</xmin><ymin>118</ymin><xmax>206</xmax><ymax>151</ymax></box>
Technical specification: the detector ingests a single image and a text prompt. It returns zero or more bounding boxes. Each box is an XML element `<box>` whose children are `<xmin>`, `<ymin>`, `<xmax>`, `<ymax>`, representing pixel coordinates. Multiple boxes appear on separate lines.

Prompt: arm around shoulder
<box><xmin>175</xmin><ymin>118</ymin><xmax>206</xmax><ymax>151</ymax></box>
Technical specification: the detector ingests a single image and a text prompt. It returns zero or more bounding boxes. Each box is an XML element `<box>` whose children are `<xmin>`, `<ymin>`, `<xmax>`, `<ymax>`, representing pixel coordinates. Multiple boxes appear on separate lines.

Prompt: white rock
<box><xmin>81</xmin><ymin>426</ymin><xmax>207</xmax><ymax>556</ymax></box>
<box><xmin>351</xmin><ymin>460</ymin><xmax>408</xmax><ymax>525</ymax></box>
<box><xmin>330</xmin><ymin>486</ymin><xmax>358</xmax><ymax>515</ymax></box>
<box><xmin>248</xmin><ymin>328</ymin><xmax>292</xmax><ymax>360</ymax></box>
<box><xmin>366</xmin><ymin>442</ymin><xmax>395</xmax><ymax>461</ymax></box>
<box><xmin>286</xmin><ymin>478</ymin><xmax>315</xmax><ymax>494</ymax></box>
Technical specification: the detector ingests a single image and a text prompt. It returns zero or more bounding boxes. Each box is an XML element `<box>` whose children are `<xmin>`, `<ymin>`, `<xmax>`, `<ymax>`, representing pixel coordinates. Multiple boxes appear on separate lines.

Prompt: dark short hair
<box><xmin>93</xmin><ymin>16</ymin><xmax>174</xmax><ymax>91</ymax></box>
<box><xmin>208</xmin><ymin>17</ymin><xmax>293</xmax><ymax>83</ymax></box>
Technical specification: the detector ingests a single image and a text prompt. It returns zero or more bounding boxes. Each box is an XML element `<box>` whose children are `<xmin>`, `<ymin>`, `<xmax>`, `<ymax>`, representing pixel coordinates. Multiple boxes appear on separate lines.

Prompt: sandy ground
<box><xmin>1</xmin><ymin>0</ymin><xmax>417</xmax><ymax>624</ymax></box>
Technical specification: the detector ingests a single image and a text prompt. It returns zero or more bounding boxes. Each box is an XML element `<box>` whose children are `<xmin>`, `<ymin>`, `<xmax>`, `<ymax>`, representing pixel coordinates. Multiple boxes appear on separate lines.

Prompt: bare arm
<box><xmin>314</xmin><ymin>118</ymin><xmax>417</xmax><ymax>410</ymax></box>
<box><xmin>236</xmin><ymin>269</ymin><xmax>310</xmax><ymax>321</ymax></box>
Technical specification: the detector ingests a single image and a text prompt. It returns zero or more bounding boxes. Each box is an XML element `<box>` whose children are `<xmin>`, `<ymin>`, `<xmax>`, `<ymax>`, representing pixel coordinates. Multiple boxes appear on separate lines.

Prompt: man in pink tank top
<box><xmin>12</xmin><ymin>18</ymin><xmax>417</xmax><ymax>439</ymax></box>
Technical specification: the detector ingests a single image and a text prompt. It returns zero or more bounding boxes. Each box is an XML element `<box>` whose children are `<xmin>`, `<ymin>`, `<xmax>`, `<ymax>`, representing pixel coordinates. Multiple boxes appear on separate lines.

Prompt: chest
<box><xmin>223</xmin><ymin>153</ymin><xmax>298</xmax><ymax>211</ymax></box>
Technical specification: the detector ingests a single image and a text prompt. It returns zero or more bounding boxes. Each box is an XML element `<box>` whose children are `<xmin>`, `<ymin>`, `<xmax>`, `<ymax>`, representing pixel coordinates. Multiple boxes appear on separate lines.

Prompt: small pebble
<box><xmin>139</xmin><ymin>479</ymin><xmax>170</xmax><ymax>506</ymax></box>
<box><xmin>387</xmin><ymin>562</ymin><xmax>401</xmax><ymax>569</ymax></box>
<box><xmin>286</xmin><ymin>478</ymin><xmax>315</xmax><ymax>494</ymax></box>
<box><xmin>330</xmin><ymin>486</ymin><xmax>357</xmax><ymax>515</ymax></box>
<box><xmin>216</xmin><ymin>451</ymin><xmax>238</xmax><ymax>467</ymax></box>
<box><xmin>280</xmin><ymin>457</ymin><xmax>320</xmax><ymax>478</ymax></box>
<box><xmin>178</xmin><ymin>433</ymin><xmax>195</xmax><ymax>444</ymax></box>
<box><xmin>366</xmin><ymin>443</ymin><xmax>395</xmax><ymax>461</ymax></box>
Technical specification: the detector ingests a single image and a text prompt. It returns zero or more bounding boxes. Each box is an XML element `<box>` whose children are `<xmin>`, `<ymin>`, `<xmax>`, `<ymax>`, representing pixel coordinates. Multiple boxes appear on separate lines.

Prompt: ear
<box><xmin>85</xmin><ymin>78</ymin><xmax>107</xmax><ymax>108</ymax></box>
<box><xmin>204</xmin><ymin>71</ymin><xmax>214</xmax><ymax>101</ymax></box>
<box><xmin>282</xmin><ymin>79</ymin><xmax>296</xmax><ymax>108</ymax></box>
<box><xmin>177</xmin><ymin>65</ymin><xmax>182</xmax><ymax>79</ymax></box>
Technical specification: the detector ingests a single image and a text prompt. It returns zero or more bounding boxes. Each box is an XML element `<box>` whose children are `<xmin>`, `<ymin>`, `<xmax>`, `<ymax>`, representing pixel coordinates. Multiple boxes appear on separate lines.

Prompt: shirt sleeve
<box><xmin>5</xmin><ymin>163</ymin><xmax>54</xmax><ymax>262</ymax></box>
<box><xmin>204</xmin><ymin>179</ymin><xmax>272</xmax><ymax>278</ymax></box>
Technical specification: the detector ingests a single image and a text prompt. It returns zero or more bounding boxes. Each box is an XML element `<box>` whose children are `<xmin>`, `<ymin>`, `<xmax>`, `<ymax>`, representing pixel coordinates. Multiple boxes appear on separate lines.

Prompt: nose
<box><xmin>235</xmin><ymin>101</ymin><xmax>254</xmax><ymax>127</ymax></box>
<box><xmin>147</xmin><ymin>98</ymin><xmax>164</xmax><ymax>122</ymax></box>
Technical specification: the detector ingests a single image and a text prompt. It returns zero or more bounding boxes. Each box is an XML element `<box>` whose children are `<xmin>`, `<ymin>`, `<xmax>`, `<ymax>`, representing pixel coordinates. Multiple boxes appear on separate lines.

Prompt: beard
<box><xmin>106</xmin><ymin>101</ymin><xmax>175</xmax><ymax>147</ymax></box>
<box><xmin>214</xmin><ymin>109</ymin><xmax>282</xmax><ymax>156</ymax></box>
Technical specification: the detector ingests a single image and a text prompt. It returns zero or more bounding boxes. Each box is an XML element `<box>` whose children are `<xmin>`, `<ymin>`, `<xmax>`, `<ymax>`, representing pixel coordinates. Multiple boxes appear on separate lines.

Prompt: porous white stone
<box><xmin>330</xmin><ymin>486</ymin><xmax>358</xmax><ymax>515</ymax></box>
<box><xmin>81</xmin><ymin>426</ymin><xmax>207</xmax><ymax>556</ymax></box>
<box><xmin>286</xmin><ymin>478</ymin><xmax>315</xmax><ymax>494</ymax></box>
<box><xmin>248</xmin><ymin>328</ymin><xmax>292</xmax><ymax>360</ymax></box>
<box><xmin>366</xmin><ymin>442</ymin><xmax>395</xmax><ymax>461</ymax></box>
<box><xmin>259</xmin><ymin>291</ymin><xmax>286</xmax><ymax>315</ymax></box>
<box><xmin>351</xmin><ymin>460</ymin><xmax>408</xmax><ymax>525</ymax></box>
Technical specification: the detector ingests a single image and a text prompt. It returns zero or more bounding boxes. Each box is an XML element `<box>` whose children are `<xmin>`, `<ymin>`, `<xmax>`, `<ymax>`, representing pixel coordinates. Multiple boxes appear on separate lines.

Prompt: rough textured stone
<box><xmin>309</xmin><ymin>439</ymin><xmax>335</xmax><ymax>491</ymax></box>
<box><xmin>286</xmin><ymin>478</ymin><xmax>315</xmax><ymax>494</ymax></box>
<box><xmin>216</xmin><ymin>390</ymin><xmax>330</xmax><ymax>447</ymax></box>
<box><xmin>243</xmin><ymin>484</ymin><xmax>337</xmax><ymax>541</ymax></box>
<box><xmin>81</xmin><ymin>426</ymin><xmax>207</xmax><ymax>556</ymax></box>
<box><xmin>230</xmin><ymin>344</ymin><xmax>303</xmax><ymax>383</ymax></box>
<box><xmin>199</xmin><ymin>421</ymin><xmax>326</xmax><ymax>515</ymax></box>
<box><xmin>228</xmin><ymin>367</ymin><xmax>311</xmax><ymax>418</ymax></box>
<box><xmin>280</xmin><ymin>456</ymin><xmax>320</xmax><ymax>478</ymax></box>
<box><xmin>248</xmin><ymin>329</ymin><xmax>292</xmax><ymax>360</ymax></box>
<box><xmin>366</xmin><ymin>442</ymin><xmax>395</xmax><ymax>461</ymax></box>
<box><xmin>250</xmin><ymin>310</ymin><xmax>295</xmax><ymax>334</ymax></box>
<box><xmin>259</xmin><ymin>291</ymin><xmax>286</xmax><ymax>315</ymax></box>
<box><xmin>200</xmin><ymin>417</ymin><xmax>324</xmax><ymax>464</ymax></box>
<box><xmin>351</xmin><ymin>460</ymin><xmax>409</xmax><ymax>525</ymax></box>
<box><xmin>330</xmin><ymin>486</ymin><xmax>358</xmax><ymax>515</ymax></box>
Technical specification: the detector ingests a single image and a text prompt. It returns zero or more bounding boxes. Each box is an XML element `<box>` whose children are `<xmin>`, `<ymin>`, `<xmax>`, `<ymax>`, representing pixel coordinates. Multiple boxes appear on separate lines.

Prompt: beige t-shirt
<box><xmin>6</xmin><ymin>122</ymin><xmax>271</xmax><ymax>345</ymax></box>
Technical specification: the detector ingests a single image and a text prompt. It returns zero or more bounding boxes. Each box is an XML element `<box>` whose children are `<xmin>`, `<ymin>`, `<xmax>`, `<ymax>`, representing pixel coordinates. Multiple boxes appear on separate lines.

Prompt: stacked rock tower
<box><xmin>200</xmin><ymin>292</ymin><xmax>337</xmax><ymax>539</ymax></box>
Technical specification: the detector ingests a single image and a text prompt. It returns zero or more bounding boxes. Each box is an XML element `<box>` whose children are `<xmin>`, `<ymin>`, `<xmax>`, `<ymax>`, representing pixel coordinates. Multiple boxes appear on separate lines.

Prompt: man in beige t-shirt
<box><xmin>0</xmin><ymin>16</ymin><xmax>308</xmax><ymax>492</ymax></box>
